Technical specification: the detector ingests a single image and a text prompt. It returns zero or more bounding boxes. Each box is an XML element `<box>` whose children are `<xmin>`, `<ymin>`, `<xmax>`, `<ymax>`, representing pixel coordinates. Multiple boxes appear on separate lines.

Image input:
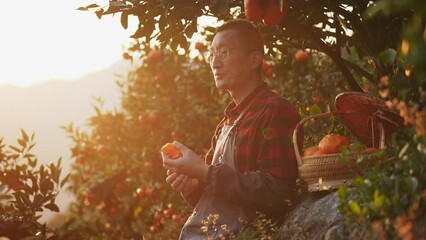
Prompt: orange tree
<box><xmin>0</xmin><ymin>131</ymin><xmax>67</xmax><ymax>240</ymax></box>
<box><xmin>57</xmin><ymin>49</ymin><xmax>227</xmax><ymax>239</ymax></box>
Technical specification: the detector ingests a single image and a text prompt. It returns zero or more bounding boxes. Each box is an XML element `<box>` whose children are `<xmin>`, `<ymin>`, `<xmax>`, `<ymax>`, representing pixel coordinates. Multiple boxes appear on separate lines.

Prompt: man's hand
<box><xmin>166</xmin><ymin>170</ymin><xmax>199</xmax><ymax>196</ymax></box>
<box><xmin>161</xmin><ymin>141</ymin><xmax>209</xmax><ymax>182</ymax></box>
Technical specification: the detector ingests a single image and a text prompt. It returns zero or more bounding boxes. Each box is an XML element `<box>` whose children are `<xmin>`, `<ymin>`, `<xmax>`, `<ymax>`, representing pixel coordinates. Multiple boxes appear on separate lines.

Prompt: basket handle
<box><xmin>292</xmin><ymin>112</ymin><xmax>336</xmax><ymax>167</ymax></box>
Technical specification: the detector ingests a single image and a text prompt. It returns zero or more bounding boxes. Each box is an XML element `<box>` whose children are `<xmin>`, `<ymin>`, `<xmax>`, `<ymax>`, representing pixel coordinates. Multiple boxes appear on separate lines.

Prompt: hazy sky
<box><xmin>0</xmin><ymin>0</ymin><xmax>136</xmax><ymax>87</ymax></box>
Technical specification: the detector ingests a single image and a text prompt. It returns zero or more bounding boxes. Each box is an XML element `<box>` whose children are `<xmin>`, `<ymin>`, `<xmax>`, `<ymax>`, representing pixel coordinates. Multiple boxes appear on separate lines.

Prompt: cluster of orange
<box><xmin>244</xmin><ymin>0</ymin><xmax>288</xmax><ymax>26</ymax></box>
<box><xmin>303</xmin><ymin>134</ymin><xmax>376</xmax><ymax>156</ymax></box>
<box><xmin>150</xmin><ymin>203</ymin><xmax>183</xmax><ymax>233</ymax></box>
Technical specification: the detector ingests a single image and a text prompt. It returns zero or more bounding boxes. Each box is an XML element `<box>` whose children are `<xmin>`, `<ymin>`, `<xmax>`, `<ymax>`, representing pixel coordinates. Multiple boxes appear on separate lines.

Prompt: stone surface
<box><xmin>279</xmin><ymin>191</ymin><xmax>345</xmax><ymax>240</ymax></box>
<box><xmin>278</xmin><ymin>191</ymin><xmax>425</xmax><ymax>240</ymax></box>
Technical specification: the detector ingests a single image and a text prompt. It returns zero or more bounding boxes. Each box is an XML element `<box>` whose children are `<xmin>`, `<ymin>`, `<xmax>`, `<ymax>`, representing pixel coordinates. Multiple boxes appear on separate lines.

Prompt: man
<box><xmin>162</xmin><ymin>19</ymin><xmax>302</xmax><ymax>239</ymax></box>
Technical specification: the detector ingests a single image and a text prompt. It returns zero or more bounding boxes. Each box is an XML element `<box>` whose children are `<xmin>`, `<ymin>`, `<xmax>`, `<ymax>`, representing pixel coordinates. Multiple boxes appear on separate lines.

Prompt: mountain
<box><xmin>0</xmin><ymin>60</ymin><xmax>132</xmax><ymax>224</ymax></box>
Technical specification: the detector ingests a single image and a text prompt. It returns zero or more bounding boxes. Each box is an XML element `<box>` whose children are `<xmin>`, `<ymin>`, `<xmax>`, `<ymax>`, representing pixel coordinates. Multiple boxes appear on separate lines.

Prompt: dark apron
<box><xmin>179</xmin><ymin>95</ymin><xmax>260</xmax><ymax>240</ymax></box>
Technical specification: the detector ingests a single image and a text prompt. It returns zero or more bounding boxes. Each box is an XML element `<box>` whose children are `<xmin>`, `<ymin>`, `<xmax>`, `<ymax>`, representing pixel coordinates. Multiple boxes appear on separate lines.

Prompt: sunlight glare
<box><xmin>0</xmin><ymin>0</ymin><xmax>136</xmax><ymax>87</ymax></box>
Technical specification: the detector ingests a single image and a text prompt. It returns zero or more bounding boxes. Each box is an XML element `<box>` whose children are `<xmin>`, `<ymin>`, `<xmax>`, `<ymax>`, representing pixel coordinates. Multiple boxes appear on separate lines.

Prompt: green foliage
<box><xmin>338</xmin><ymin>128</ymin><xmax>426</xmax><ymax>238</ymax></box>
<box><xmin>79</xmin><ymin>0</ymin><xmax>417</xmax><ymax>94</ymax></box>
<box><xmin>0</xmin><ymin>130</ymin><xmax>67</xmax><ymax>240</ymax></box>
<box><xmin>337</xmin><ymin>1</ymin><xmax>426</xmax><ymax>238</ymax></box>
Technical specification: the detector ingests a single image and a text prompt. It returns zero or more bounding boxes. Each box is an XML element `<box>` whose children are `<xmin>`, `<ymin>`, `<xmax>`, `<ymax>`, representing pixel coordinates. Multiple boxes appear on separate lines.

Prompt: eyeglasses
<box><xmin>203</xmin><ymin>49</ymin><xmax>242</xmax><ymax>64</ymax></box>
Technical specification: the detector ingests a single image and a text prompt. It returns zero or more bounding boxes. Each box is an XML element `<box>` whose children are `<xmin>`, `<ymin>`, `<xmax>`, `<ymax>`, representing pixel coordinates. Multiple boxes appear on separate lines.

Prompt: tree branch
<box><xmin>281</xmin><ymin>18</ymin><xmax>363</xmax><ymax>92</ymax></box>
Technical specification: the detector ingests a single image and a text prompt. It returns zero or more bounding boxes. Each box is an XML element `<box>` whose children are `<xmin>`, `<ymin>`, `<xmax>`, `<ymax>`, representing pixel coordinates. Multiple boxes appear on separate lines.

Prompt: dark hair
<box><xmin>216</xmin><ymin>19</ymin><xmax>264</xmax><ymax>55</ymax></box>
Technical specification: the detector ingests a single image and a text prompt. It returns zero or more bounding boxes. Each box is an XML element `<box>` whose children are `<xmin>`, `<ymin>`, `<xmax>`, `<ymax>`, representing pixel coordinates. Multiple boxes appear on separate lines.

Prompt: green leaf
<box><xmin>76</xmin><ymin>7</ymin><xmax>88</xmax><ymax>11</ymax></box>
<box><xmin>95</xmin><ymin>9</ymin><xmax>104</xmax><ymax>19</ymax></box>
<box><xmin>9</xmin><ymin>145</ymin><xmax>21</xmax><ymax>153</ymax></box>
<box><xmin>50</xmin><ymin>162</ymin><xmax>59</xmax><ymax>183</ymax></box>
<box><xmin>372</xmin><ymin>189</ymin><xmax>385</xmax><ymax>210</ymax></box>
<box><xmin>44</xmin><ymin>203</ymin><xmax>59</xmax><ymax>212</ymax></box>
<box><xmin>32</xmin><ymin>194</ymin><xmax>44</xmax><ymax>208</ymax></box>
<box><xmin>121</xmin><ymin>12</ymin><xmax>129</xmax><ymax>29</ymax></box>
<box><xmin>28</xmin><ymin>157</ymin><xmax>37</xmax><ymax>168</ymax></box>
<box><xmin>86</xmin><ymin>3</ymin><xmax>100</xmax><ymax>9</ymax></box>
<box><xmin>399</xmin><ymin>142</ymin><xmax>409</xmax><ymax>158</ymax></box>
<box><xmin>60</xmin><ymin>174</ymin><xmax>70</xmax><ymax>188</ymax></box>
<box><xmin>18</xmin><ymin>139</ymin><xmax>26</xmax><ymax>148</ymax></box>
<box><xmin>40</xmin><ymin>179</ymin><xmax>54</xmax><ymax>194</ymax></box>
<box><xmin>16</xmin><ymin>191</ymin><xmax>32</xmax><ymax>206</ymax></box>
<box><xmin>21</xmin><ymin>129</ymin><xmax>29</xmax><ymax>142</ymax></box>
<box><xmin>28</xmin><ymin>171</ymin><xmax>39</xmax><ymax>192</ymax></box>
<box><xmin>130</xmin><ymin>27</ymin><xmax>144</xmax><ymax>39</ymax></box>
<box><xmin>377</xmin><ymin>48</ymin><xmax>397</xmax><ymax>65</ymax></box>
<box><xmin>28</xmin><ymin>143</ymin><xmax>36</xmax><ymax>151</ymax></box>
<box><xmin>348</xmin><ymin>200</ymin><xmax>361</xmax><ymax>214</ymax></box>
<box><xmin>310</xmin><ymin>104</ymin><xmax>322</xmax><ymax>114</ymax></box>
<box><xmin>56</xmin><ymin>157</ymin><xmax>62</xmax><ymax>170</ymax></box>
<box><xmin>39</xmin><ymin>165</ymin><xmax>45</xmax><ymax>178</ymax></box>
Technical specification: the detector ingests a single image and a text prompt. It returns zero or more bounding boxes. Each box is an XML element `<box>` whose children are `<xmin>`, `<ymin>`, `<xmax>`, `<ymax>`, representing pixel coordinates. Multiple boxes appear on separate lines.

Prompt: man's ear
<box><xmin>250</xmin><ymin>51</ymin><xmax>263</xmax><ymax>70</ymax></box>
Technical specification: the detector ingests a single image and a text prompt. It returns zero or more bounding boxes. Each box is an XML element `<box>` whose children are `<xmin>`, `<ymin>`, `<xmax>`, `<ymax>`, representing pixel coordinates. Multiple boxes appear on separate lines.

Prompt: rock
<box><xmin>279</xmin><ymin>191</ymin><xmax>344</xmax><ymax>240</ymax></box>
<box><xmin>279</xmin><ymin>191</ymin><xmax>376</xmax><ymax>240</ymax></box>
<box><xmin>278</xmin><ymin>190</ymin><xmax>426</xmax><ymax>240</ymax></box>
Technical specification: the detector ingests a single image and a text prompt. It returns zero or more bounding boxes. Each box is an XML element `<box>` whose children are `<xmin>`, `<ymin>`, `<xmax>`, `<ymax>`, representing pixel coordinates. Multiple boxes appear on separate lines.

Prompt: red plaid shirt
<box><xmin>205</xmin><ymin>82</ymin><xmax>303</xmax><ymax>186</ymax></box>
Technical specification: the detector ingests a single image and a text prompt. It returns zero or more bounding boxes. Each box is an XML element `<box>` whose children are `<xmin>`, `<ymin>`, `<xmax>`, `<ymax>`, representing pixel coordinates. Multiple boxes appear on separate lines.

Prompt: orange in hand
<box><xmin>161</xmin><ymin>143</ymin><xmax>182</xmax><ymax>159</ymax></box>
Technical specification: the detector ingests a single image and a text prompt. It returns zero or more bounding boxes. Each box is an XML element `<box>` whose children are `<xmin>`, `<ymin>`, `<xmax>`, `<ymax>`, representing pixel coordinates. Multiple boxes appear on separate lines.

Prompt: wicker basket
<box><xmin>292</xmin><ymin>92</ymin><xmax>403</xmax><ymax>192</ymax></box>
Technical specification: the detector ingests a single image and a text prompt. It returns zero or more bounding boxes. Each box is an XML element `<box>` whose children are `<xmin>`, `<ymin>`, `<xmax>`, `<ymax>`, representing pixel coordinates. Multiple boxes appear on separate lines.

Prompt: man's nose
<box><xmin>210</xmin><ymin>55</ymin><xmax>222</xmax><ymax>69</ymax></box>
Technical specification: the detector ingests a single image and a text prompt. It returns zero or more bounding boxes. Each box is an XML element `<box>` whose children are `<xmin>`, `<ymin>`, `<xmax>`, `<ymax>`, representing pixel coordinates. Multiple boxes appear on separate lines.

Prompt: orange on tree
<box><xmin>122</xmin><ymin>52</ymin><xmax>132</xmax><ymax>60</ymax></box>
<box><xmin>147</xmin><ymin>111</ymin><xmax>160</xmax><ymax>125</ymax></box>
<box><xmin>262</xmin><ymin>0</ymin><xmax>288</xmax><ymax>26</ymax></box>
<box><xmin>144</xmin><ymin>161</ymin><xmax>153</xmax><ymax>168</ymax></box>
<box><xmin>161</xmin><ymin>142</ymin><xmax>182</xmax><ymax>159</ymax></box>
<box><xmin>172</xmin><ymin>214</ymin><xmax>180</xmax><ymax>223</ymax></box>
<box><xmin>146</xmin><ymin>50</ymin><xmax>163</xmax><ymax>65</ymax></box>
<box><xmin>295</xmin><ymin>49</ymin><xmax>309</xmax><ymax>61</ymax></box>
<box><xmin>262</xmin><ymin>60</ymin><xmax>274</xmax><ymax>77</ymax></box>
<box><xmin>194</xmin><ymin>41</ymin><xmax>207</xmax><ymax>52</ymax></box>
<box><xmin>150</xmin><ymin>224</ymin><xmax>161</xmax><ymax>233</ymax></box>
<box><xmin>318</xmin><ymin>134</ymin><xmax>351</xmax><ymax>154</ymax></box>
<box><xmin>244</xmin><ymin>0</ymin><xmax>265</xmax><ymax>21</ymax></box>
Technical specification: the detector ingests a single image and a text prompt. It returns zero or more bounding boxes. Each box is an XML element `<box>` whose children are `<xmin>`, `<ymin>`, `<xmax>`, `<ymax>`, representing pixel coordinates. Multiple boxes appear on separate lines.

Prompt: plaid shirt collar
<box><xmin>223</xmin><ymin>82</ymin><xmax>268</xmax><ymax>124</ymax></box>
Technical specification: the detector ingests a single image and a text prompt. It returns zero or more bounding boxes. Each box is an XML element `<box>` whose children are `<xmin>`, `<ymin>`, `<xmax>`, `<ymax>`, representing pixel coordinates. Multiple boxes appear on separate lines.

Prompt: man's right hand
<box><xmin>166</xmin><ymin>170</ymin><xmax>199</xmax><ymax>196</ymax></box>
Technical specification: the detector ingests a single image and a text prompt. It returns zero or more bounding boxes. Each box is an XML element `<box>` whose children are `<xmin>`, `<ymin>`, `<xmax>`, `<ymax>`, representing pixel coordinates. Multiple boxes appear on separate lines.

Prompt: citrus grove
<box><xmin>1</xmin><ymin>0</ymin><xmax>425</xmax><ymax>239</ymax></box>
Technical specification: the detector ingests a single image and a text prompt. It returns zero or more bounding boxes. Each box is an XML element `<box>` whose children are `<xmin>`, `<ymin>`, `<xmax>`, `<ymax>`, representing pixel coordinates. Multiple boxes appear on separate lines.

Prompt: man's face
<box><xmin>209</xmin><ymin>30</ymin><xmax>253</xmax><ymax>91</ymax></box>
